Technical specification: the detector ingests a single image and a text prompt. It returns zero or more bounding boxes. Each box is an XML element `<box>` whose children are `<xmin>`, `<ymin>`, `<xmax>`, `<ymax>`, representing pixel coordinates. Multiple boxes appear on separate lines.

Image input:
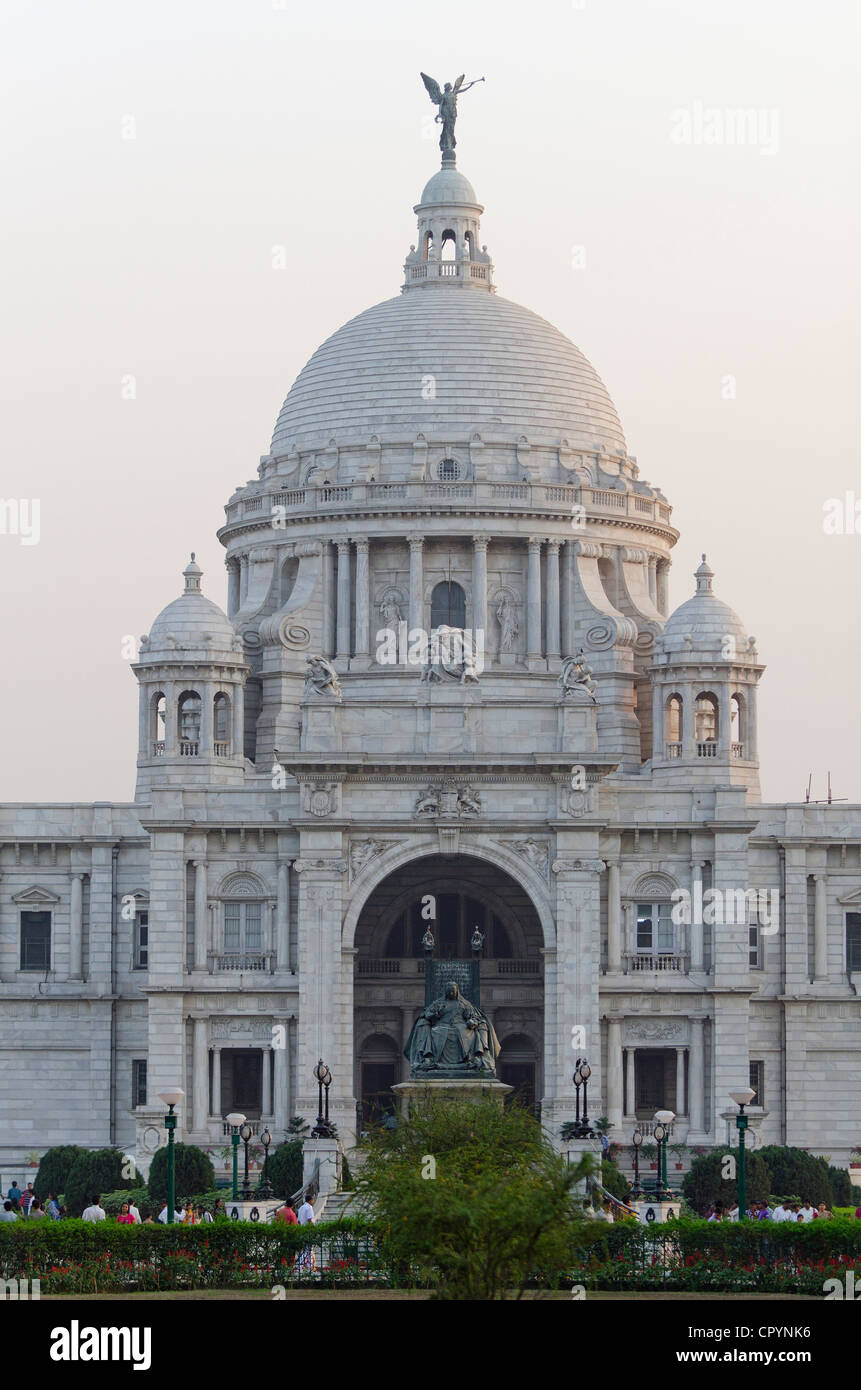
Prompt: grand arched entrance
<box><xmin>354</xmin><ymin>854</ymin><xmax>545</xmax><ymax>1126</ymax></box>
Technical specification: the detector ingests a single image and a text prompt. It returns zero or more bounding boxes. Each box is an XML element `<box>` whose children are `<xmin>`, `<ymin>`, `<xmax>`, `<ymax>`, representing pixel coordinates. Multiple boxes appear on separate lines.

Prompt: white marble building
<box><xmin>2</xmin><ymin>150</ymin><xmax>860</xmax><ymax>1179</ymax></box>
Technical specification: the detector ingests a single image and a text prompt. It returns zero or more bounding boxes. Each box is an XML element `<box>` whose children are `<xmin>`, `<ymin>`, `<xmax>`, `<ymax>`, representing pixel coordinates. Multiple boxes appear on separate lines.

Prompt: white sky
<box><xmin>0</xmin><ymin>0</ymin><xmax>858</xmax><ymax>804</ymax></box>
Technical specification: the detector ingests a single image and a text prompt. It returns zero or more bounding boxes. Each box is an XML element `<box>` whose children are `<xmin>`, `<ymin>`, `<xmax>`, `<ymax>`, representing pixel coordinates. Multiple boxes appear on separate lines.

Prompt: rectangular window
<box><xmin>223</xmin><ymin>901</ymin><xmax>264</xmax><ymax>955</ymax></box>
<box><xmin>244</xmin><ymin>902</ymin><xmax>262</xmax><ymax>952</ymax></box>
<box><xmin>847</xmin><ymin>913</ymin><xmax>861</xmax><ymax>972</ymax></box>
<box><xmin>133</xmin><ymin>911</ymin><xmax>149</xmax><ymax>970</ymax></box>
<box><xmin>749</xmin><ymin>1060</ymin><xmax>764</xmax><ymax>1109</ymax></box>
<box><xmin>224</xmin><ymin>902</ymin><xmax>241</xmax><ymax>952</ymax></box>
<box><xmin>636</xmin><ymin>903</ymin><xmax>674</xmax><ymax>953</ymax></box>
<box><xmin>749</xmin><ymin>922</ymin><xmax>762</xmax><ymax>969</ymax></box>
<box><xmin>20</xmin><ymin>910</ymin><xmax>51</xmax><ymax>971</ymax></box>
<box><xmin>132</xmin><ymin>1059</ymin><xmax>147</xmax><ymax>1108</ymax></box>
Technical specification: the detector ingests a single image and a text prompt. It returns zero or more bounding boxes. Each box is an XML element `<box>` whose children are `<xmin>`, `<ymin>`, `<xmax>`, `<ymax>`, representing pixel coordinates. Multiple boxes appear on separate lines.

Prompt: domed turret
<box><xmin>649</xmin><ymin>555</ymin><xmax>763</xmax><ymax>793</ymax></box>
<box><xmin>132</xmin><ymin>556</ymin><xmax>248</xmax><ymax>797</ymax></box>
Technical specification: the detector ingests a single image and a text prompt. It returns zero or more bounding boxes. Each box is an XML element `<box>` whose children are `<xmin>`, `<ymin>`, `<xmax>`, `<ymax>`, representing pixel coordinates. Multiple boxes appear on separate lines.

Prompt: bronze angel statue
<box><xmin>421</xmin><ymin>72</ymin><xmax>484</xmax><ymax>156</ymax></box>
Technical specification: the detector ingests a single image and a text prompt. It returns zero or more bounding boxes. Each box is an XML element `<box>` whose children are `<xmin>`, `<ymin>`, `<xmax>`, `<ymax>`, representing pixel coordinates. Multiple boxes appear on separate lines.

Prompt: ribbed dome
<box><xmin>661</xmin><ymin>556</ymin><xmax>749</xmax><ymax>657</ymax></box>
<box><xmin>418</xmin><ymin>166</ymin><xmax>479</xmax><ymax>205</ymax></box>
<box><xmin>270</xmin><ymin>292</ymin><xmax>626</xmax><ymax>456</ymax></box>
<box><xmin>143</xmin><ymin>556</ymin><xmax>239</xmax><ymax>659</ymax></box>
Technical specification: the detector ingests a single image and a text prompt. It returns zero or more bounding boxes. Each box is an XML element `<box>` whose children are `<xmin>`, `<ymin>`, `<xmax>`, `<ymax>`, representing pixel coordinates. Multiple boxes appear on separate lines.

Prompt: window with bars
<box><xmin>438</xmin><ymin>458</ymin><xmax>460</xmax><ymax>481</ymax></box>
<box><xmin>749</xmin><ymin>1060</ymin><xmax>764</xmax><ymax>1108</ymax></box>
<box><xmin>134</xmin><ymin>911</ymin><xmax>149</xmax><ymax>970</ymax></box>
<box><xmin>223</xmin><ymin>901</ymin><xmax>263</xmax><ymax>953</ymax></box>
<box><xmin>132</xmin><ymin>1059</ymin><xmax>147</xmax><ymax>1108</ymax></box>
<box><xmin>20</xmin><ymin>910</ymin><xmax>51</xmax><ymax>971</ymax></box>
<box><xmin>847</xmin><ymin>913</ymin><xmax>861</xmax><ymax>972</ymax></box>
<box><xmin>636</xmin><ymin>902</ymin><xmax>675</xmax><ymax>953</ymax></box>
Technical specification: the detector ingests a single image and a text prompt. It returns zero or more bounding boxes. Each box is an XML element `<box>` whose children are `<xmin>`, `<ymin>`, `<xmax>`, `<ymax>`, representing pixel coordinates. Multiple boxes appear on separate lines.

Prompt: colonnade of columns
<box><xmin>651</xmin><ymin>680</ymin><xmax>758</xmax><ymax>762</ymax></box>
<box><xmin>189</xmin><ymin>1016</ymin><xmax>294</xmax><ymax>1134</ymax></box>
<box><xmin>137</xmin><ymin>680</ymin><xmax>244</xmax><ymax>761</ymax></box>
<box><xmin>605</xmin><ymin>1017</ymin><xmax>707</xmax><ymax>1134</ymax></box>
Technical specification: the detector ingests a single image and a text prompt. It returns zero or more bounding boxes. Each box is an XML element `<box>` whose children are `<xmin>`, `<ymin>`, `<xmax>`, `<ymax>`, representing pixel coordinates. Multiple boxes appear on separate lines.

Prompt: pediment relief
<box><xmin>12</xmin><ymin>885</ymin><xmax>60</xmax><ymax>905</ymax></box>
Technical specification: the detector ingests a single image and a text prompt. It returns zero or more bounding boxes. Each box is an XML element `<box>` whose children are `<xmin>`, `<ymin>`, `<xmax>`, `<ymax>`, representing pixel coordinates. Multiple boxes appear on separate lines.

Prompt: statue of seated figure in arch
<box><xmin>405</xmin><ymin>981</ymin><xmax>500</xmax><ymax>1077</ymax></box>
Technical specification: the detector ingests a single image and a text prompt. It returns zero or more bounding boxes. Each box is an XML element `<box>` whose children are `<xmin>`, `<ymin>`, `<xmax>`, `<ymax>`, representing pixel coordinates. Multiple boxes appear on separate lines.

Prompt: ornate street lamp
<box><xmin>652</xmin><ymin>1120</ymin><xmax>667</xmax><ymax>1201</ymax></box>
<box><xmin>239</xmin><ymin>1121</ymin><xmax>254</xmax><ymax>1198</ymax></box>
<box><xmin>654</xmin><ymin>1109</ymin><xmax>675</xmax><ymax>1195</ymax></box>
<box><xmin>571</xmin><ymin>1058</ymin><xmax>593</xmax><ymax>1138</ymax></box>
<box><xmin>225</xmin><ymin>1111</ymin><xmax>246</xmax><ymax>1202</ymax></box>
<box><xmin>258</xmin><ymin>1126</ymin><xmax>273</xmax><ymax>1199</ymax></box>
<box><xmin>729</xmin><ymin>1088</ymin><xmax>756</xmax><ymax>1219</ymax></box>
<box><xmin>158</xmin><ymin>1089</ymin><xmax>185</xmax><ymax>1225</ymax></box>
<box><xmin>631</xmin><ymin>1127</ymin><xmax>644</xmax><ymax>1197</ymax></box>
<box><xmin>573</xmin><ymin>1062</ymin><xmax>583</xmax><ymax>1131</ymax></box>
<box><xmin>312</xmin><ymin>1059</ymin><xmax>333</xmax><ymax>1138</ymax></box>
<box><xmin>580</xmin><ymin>1060</ymin><xmax>592</xmax><ymax>1133</ymax></box>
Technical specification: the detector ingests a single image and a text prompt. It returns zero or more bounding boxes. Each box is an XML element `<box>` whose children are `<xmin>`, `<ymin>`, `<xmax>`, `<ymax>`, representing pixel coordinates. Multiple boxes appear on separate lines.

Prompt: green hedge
<box><xmin>33</xmin><ymin>1146</ymin><xmax>88</xmax><ymax>1202</ymax></box>
<box><xmin>147</xmin><ymin>1143</ymin><xmax>215</xmax><ymax>1201</ymax></box>
<box><xmin>0</xmin><ymin>1218</ymin><xmax>382</xmax><ymax>1293</ymax></box>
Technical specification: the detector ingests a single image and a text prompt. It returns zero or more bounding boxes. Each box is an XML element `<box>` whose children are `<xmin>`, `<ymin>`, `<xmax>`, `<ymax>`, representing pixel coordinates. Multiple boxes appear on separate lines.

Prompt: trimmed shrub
<box><xmin>598</xmin><ymin>1156</ymin><xmax>629</xmax><ymax>1203</ymax></box>
<box><xmin>681</xmin><ymin>1146</ymin><xmax>770</xmax><ymax>1214</ymax></box>
<box><xmin>147</xmin><ymin>1143</ymin><xmax>215</xmax><ymax>1202</ymax></box>
<box><xmin>101</xmin><ymin>1187</ymin><xmax>153</xmax><ymax>1220</ymax></box>
<box><xmin>829</xmin><ymin>1165</ymin><xmax>852</xmax><ymax>1207</ymax></box>
<box><xmin>33</xmin><ymin>1146</ymin><xmax>88</xmax><ymax>1202</ymax></box>
<box><xmin>757</xmin><ymin>1145</ymin><xmax>832</xmax><ymax>1207</ymax></box>
<box><xmin>64</xmin><ymin>1149</ymin><xmax>136</xmax><ymax>1217</ymax></box>
<box><xmin>267</xmin><ymin>1140</ymin><xmax>304</xmax><ymax>1199</ymax></box>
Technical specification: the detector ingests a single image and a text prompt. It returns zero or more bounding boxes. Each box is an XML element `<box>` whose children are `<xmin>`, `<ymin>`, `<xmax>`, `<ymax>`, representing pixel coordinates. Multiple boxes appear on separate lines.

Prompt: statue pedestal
<box><xmin>631</xmin><ymin>1198</ymin><xmax>681</xmax><ymax>1225</ymax></box>
<box><xmin>393</xmin><ymin>1077</ymin><xmax>512</xmax><ymax>1115</ymax></box>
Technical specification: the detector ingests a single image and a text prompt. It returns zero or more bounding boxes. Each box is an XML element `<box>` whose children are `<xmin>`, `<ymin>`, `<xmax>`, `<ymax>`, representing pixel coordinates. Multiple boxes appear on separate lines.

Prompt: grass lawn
<box><xmin>40</xmin><ymin>1289</ymin><xmax>823</xmax><ymax>1302</ymax></box>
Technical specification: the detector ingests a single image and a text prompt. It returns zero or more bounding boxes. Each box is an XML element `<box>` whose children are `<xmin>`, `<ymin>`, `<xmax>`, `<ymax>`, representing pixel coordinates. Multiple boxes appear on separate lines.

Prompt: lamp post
<box><xmin>631</xmin><ymin>1127</ymin><xmax>643</xmax><ymax>1197</ymax></box>
<box><xmin>579</xmin><ymin>1060</ymin><xmax>592</xmax><ymax>1134</ymax></box>
<box><xmin>312</xmin><ymin>1059</ymin><xmax>333</xmax><ymax>1138</ymax></box>
<box><xmin>239</xmin><ymin>1121</ymin><xmax>253</xmax><ymax>1198</ymax></box>
<box><xmin>729</xmin><ymin>1088</ymin><xmax>756</xmax><ymax>1219</ymax></box>
<box><xmin>572</xmin><ymin>1057</ymin><xmax>593</xmax><ymax>1138</ymax></box>
<box><xmin>652</xmin><ymin>1121</ymin><xmax>667</xmax><ymax>1201</ymax></box>
<box><xmin>258</xmin><ymin>1126</ymin><xmax>273</xmax><ymax>1199</ymax></box>
<box><xmin>225</xmin><ymin>1111</ymin><xmax>246</xmax><ymax>1202</ymax></box>
<box><xmin>654</xmin><ymin>1109</ymin><xmax>675</xmax><ymax>1196</ymax></box>
<box><xmin>158</xmin><ymin>1088</ymin><xmax>185</xmax><ymax>1224</ymax></box>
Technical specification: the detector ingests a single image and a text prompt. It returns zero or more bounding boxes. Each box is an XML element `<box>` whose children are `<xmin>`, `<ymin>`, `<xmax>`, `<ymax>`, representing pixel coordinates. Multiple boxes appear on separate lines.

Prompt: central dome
<box><xmin>270</xmin><ymin>291</ymin><xmax>626</xmax><ymax>456</ymax></box>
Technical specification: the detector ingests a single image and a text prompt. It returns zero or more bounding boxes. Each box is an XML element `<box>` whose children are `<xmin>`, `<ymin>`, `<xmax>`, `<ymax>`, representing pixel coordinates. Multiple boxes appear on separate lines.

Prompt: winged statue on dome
<box><xmin>421</xmin><ymin>72</ymin><xmax>485</xmax><ymax>156</ymax></box>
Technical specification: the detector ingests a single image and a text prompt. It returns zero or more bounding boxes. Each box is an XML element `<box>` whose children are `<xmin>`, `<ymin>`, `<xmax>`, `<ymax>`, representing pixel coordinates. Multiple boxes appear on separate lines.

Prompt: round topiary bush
<box><xmin>266</xmin><ymin>1140</ymin><xmax>304</xmax><ymax>1199</ymax></box>
<box><xmin>33</xmin><ymin>1145</ymin><xmax>88</xmax><ymax>1202</ymax></box>
<box><xmin>681</xmin><ymin>1146</ymin><xmax>770</xmax><ymax>1214</ymax></box>
<box><xmin>64</xmin><ymin>1149</ymin><xmax>137</xmax><ymax>1216</ymax></box>
<box><xmin>147</xmin><ymin>1143</ymin><xmax>215</xmax><ymax>1202</ymax></box>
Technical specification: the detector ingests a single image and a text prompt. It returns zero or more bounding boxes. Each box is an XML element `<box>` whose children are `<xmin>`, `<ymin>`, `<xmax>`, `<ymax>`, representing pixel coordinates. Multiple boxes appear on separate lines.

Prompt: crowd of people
<box><xmin>704</xmin><ymin>1198</ymin><xmax>861</xmax><ymax>1222</ymax></box>
<box><xmin>2</xmin><ymin>1178</ymin><xmax>318</xmax><ymax>1226</ymax></box>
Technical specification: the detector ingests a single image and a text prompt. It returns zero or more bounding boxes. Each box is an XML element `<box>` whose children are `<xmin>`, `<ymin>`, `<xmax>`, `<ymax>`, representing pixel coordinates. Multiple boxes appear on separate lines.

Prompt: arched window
<box><xmin>213</xmin><ymin>693</ymin><xmax>231</xmax><ymax>752</ymax></box>
<box><xmin>438</xmin><ymin>457</ymin><xmax>461</xmax><ymax>481</ymax></box>
<box><xmin>280</xmin><ymin>556</ymin><xmax>299</xmax><ymax>605</ymax></box>
<box><xmin>731</xmin><ymin>692</ymin><xmax>745</xmax><ymax>756</ymax></box>
<box><xmin>178</xmin><ymin>691</ymin><xmax>201</xmax><ymax>754</ymax></box>
<box><xmin>430</xmin><ymin>581</ymin><xmax>466</xmax><ymax>630</ymax></box>
<box><xmin>695</xmin><ymin>692</ymin><xmax>718</xmax><ymax>751</ymax></box>
<box><xmin>440</xmin><ymin>228</ymin><xmax>457</xmax><ymax>261</ymax></box>
<box><xmin>664</xmin><ymin>694</ymin><xmax>682</xmax><ymax>752</ymax></box>
<box><xmin>464</xmin><ymin>230</ymin><xmax>474</xmax><ymax>260</ymax></box>
<box><xmin>150</xmin><ymin>691</ymin><xmax>166</xmax><ymax>756</ymax></box>
<box><xmin>423</xmin><ymin>230</ymin><xmax>434</xmax><ymax>261</ymax></box>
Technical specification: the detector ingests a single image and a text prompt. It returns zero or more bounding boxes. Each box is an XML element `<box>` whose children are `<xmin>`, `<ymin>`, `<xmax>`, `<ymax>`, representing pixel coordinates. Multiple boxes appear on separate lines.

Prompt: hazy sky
<box><xmin>1</xmin><ymin>0</ymin><xmax>858</xmax><ymax>804</ymax></box>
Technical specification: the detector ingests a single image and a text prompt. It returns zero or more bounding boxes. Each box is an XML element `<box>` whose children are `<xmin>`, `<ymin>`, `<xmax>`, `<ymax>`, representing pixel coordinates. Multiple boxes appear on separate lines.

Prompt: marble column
<box><xmin>69</xmin><ymin>873</ymin><xmax>84</xmax><ymax>981</ymax></box>
<box><xmin>199</xmin><ymin>681</ymin><xmax>214</xmax><ymax>757</ymax></box>
<box><xmin>137</xmin><ymin>686</ymin><xmax>149</xmax><ymax>759</ymax></box>
<box><xmin>193</xmin><ymin>860</ymin><xmax>208</xmax><ymax>971</ymax></box>
<box><xmin>276</xmin><ymin>860</ymin><xmax>291</xmax><ymax>971</ymax></box>
<box><xmin>676</xmin><ymin>1046</ymin><xmax>686</xmax><ymax>1115</ymax></box>
<box><xmin>227</xmin><ymin>559</ymin><xmax>240</xmax><ymax>617</ymax></box>
<box><xmin>718</xmin><ymin>682</ymin><xmax>732</xmax><ymax>757</ymax></box>
<box><xmin>472</xmin><ymin>536</ymin><xmax>488</xmax><ymax>653</ymax></box>
<box><xmin>336</xmin><ymin>540</ymin><xmax>352</xmax><ymax>662</ymax></box>
<box><xmin>273</xmin><ymin>1027</ymin><xmax>288</xmax><ymax>1134</ymax></box>
<box><xmin>353</xmin><ymin>537</ymin><xmax>370</xmax><ymax>663</ymax></box>
<box><xmin>192</xmin><ymin>1017</ymin><xmax>208</xmax><ymax>1132</ymax></box>
<box><xmin>262</xmin><ymin>1047</ymin><xmax>272</xmax><ymax>1117</ymax></box>
<box><xmin>647</xmin><ymin>554</ymin><xmax>657</xmax><ymax>603</ymax></box>
<box><xmin>211</xmin><ymin>1046</ymin><xmax>221</xmax><ymax>1117</ymax></box>
<box><xmin>653</xmin><ymin>682</ymin><xmax>665</xmax><ymax>760</ymax></box>
<box><xmin>607</xmin><ymin>1017</ymin><xmax>623</xmax><ymax>1130</ymax></box>
<box><xmin>526</xmin><ymin>538</ymin><xmax>543</xmax><ymax>661</ymax></box>
<box><xmin>682</xmin><ymin>682</ymin><xmax>697</xmax><ymax>759</ymax></box>
<box><xmin>625</xmin><ymin>1046</ymin><xmax>635</xmax><ymax>1116</ymax></box>
<box><xmin>690</xmin><ymin>860</ymin><xmax>704</xmax><ymax>972</ymax></box>
<box><xmin>814</xmin><ymin>873</ymin><xmax>829</xmax><ymax>982</ymax></box>
<box><xmin>747</xmin><ymin>683</ymin><xmax>758</xmax><ymax>760</ymax></box>
<box><xmin>164</xmin><ymin>682</ymin><xmax>180</xmax><ymax>757</ymax></box>
<box><xmin>409</xmin><ymin>537</ymin><xmax>424</xmax><ymax>633</ymax></box>
<box><xmin>561</xmin><ymin>540</ymin><xmax>576</xmax><ymax>656</ymax></box>
<box><xmin>607</xmin><ymin>861</ymin><xmax>622</xmax><ymax>973</ymax></box>
<box><xmin>322</xmin><ymin>541</ymin><xmax>336</xmax><ymax>658</ymax></box>
<box><xmin>656</xmin><ymin>560</ymin><xmax>669</xmax><ymax>615</ymax></box>
<box><xmin>545</xmin><ymin>539</ymin><xmax>561</xmax><ymax>660</ymax></box>
<box><xmin>232</xmin><ymin>683</ymin><xmax>244</xmax><ymax>760</ymax></box>
<box><xmin>689</xmin><ymin>1017</ymin><xmax>705</xmax><ymax>1132</ymax></box>
<box><xmin>240</xmin><ymin>553</ymin><xmax>249</xmax><ymax>603</ymax></box>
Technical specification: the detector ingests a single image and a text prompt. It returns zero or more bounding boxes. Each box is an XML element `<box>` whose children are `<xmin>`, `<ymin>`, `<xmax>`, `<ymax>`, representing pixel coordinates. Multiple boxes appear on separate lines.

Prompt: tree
<box><xmin>147</xmin><ymin>1143</ymin><xmax>215</xmax><ymax>1202</ymax></box>
<box><xmin>65</xmin><ymin>1149</ymin><xmax>136</xmax><ymax>1216</ymax></box>
<box><xmin>599</xmin><ymin>1156</ymin><xmax>630</xmax><ymax>1203</ymax></box>
<box><xmin>756</xmin><ymin>1146</ymin><xmax>831</xmax><ymax>1206</ymax></box>
<box><xmin>681</xmin><ymin>1146</ymin><xmax>770</xmax><ymax>1214</ymax></box>
<box><xmin>33</xmin><ymin>1145</ymin><xmax>88</xmax><ymax>1201</ymax></box>
<box><xmin>357</xmin><ymin>1096</ymin><xmax>596</xmax><ymax>1300</ymax></box>
<box><xmin>828</xmin><ymin>1165</ymin><xmax>852</xmax><ymax>1207</ymax></box>
<box><xmin>267</xmin><ymin>1140</ymin><xmax>304</xmax><ymax>1199</ymax></box>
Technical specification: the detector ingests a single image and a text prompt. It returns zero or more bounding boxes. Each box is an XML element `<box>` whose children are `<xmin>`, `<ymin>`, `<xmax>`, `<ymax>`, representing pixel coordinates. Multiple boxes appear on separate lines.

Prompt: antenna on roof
<box><xmin>805</xmin><ymin>773</ymin><xmax>812</xmax><ymax>804</ymax></box>
<box><xmin>806</xmin><ymin>771</ymin><xmax>848</xmax><ymax>805</ymax></box>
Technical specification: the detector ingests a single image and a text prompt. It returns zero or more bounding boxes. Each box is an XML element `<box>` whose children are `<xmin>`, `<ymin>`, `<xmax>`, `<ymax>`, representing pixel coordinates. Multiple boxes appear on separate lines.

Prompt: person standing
<box><xmin>0</xmin><ymin>1201</ymin><xmax>19</xmax><ymax>1222</ymax></box>
<box><xmin>28</xmin><ymin>1199</ymin><xmax>45</xmax><ymax>1220</ymax></box>
<box><xmin>800</xmin><ymin>1199</ymin><xmax>816</xmax><ymax>1223</ymax></box>
<box><xmin>21</xmin><ymin>1183</ymin><xmax>35</xmax><ymax>1216</ymax></box>
<box><xmin>82</xmin><ymin>1195</ymin><xmax>106</xmax><ymax>1222</ymax></box>
<box><xmin>116</xmin><ymin>1202</ymin><xmax>135</xmax><ymax>1225</ymax></box>
<box><xmin>128</xmin><ymin>1200</ymin><xmax>141</xmax><ymax>1224</ymax></box>
<box><xmin>297</xmin><ymin>1191</ymin><xmax>315</xmax><ymax>1226</ymax></box>
<box><xmin>275</xmin><ymin>1200</ymin><xmax>298</xmax><ymax>1226</ymax></box>
<box><xmin>6</xmin><ymin>1181</ymin><xmax>22</xmax><ymax>1209</ymax></box>
<box><xmin>46</xmin><ymin>1193</ymin><xmax>60</xmax><ymax>1221</ymax></box>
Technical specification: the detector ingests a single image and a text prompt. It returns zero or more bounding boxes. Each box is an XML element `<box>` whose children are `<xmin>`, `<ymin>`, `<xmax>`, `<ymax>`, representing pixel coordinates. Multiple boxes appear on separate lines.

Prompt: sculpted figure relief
<box><xmin>420</xmin><ymin>72</ymin><xmax>485</xmax><ymax>156</ymax></box>
<box><xmin>405</xmin><ymin>981</ymin><xmax>500</xmax><ymax>1076</ymax></box>
<box><xmin>495</xmin><ymin>594</ymin><xmax>518</xmax><ymax>652</ymax></box>
<box><xmin>559</xmin><ymin>650</ymin><xmax>597</xmax><ymax>703</ymax></box>
<box><xmin>304</xmin><ymin>654</ymin><xmax>343</xmax><ymax>703</ymax></box>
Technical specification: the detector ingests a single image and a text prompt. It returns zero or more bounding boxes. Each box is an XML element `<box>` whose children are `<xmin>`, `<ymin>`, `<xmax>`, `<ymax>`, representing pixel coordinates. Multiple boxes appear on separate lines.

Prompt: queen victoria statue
<box><xmin>405</xmin><ymin>981</ymin><xmax>501</xmax><ymax>1077</ymax></box>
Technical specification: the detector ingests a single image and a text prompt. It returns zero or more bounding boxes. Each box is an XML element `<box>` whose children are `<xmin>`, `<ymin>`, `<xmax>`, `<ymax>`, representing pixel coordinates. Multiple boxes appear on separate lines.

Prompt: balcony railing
<box><xmin>214</xmin><ymin>741</ymin><xmax>231</xmax><ymax>757</ymax></box>
<box><xmin>697</xmin><ymin>741</ymin><xmax>717</xmax><ymax>758</ymax></box>
<box><xmin>664</xmin><ymin>742</ymin><xmax>682</xmax><ymax>759</ymax></box>
<box><xmin>356</xmin><ymin>957</ymin><xmax>541</xmax><ymax>977</ymax></box>
<box><xmin>731</xmin><ymin>742</ymin><xmax>745</xmax><ymax>759</ymax></box>
<box><xmin>224</xmin><ymin>482</ymin><xmax>674</xmax><ymax>528</ymax></box>
<box><xmin>208</xmin><ymin>952</ymin><xmax>274</xmax><ymax>973</ymax></box>
<box><xmin>623</xmin><ymin>951</ymin><xmax>688</xmax><ymax>973</ymax></box>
